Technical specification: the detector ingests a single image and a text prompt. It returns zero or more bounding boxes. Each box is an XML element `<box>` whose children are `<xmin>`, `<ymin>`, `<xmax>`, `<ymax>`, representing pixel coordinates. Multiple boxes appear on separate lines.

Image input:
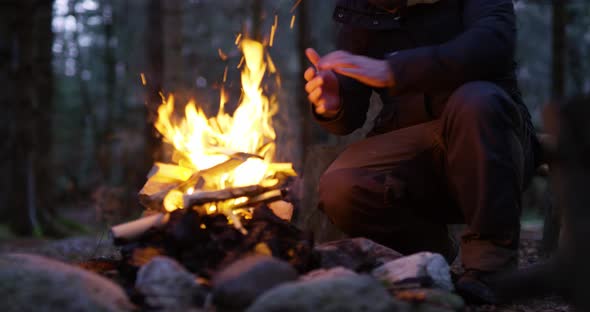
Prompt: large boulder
<box><xmin>314</xmin><ymin>237</ymin><xmax>403</xmax><ymax>271</ymax></box>
<box><xmin>0</xmin><ymin>253</ymin><xmax>134</xmax><ymax>312</ymax></box>
<box><xmin>136</xmin><ymin>256</ymin><xmax>208</xmax><ymax>310</ymax></box>
<box><xmin>246</xmin><ymin>275</ymin><xmax>408</xmax><ymax>312</ymax></box>
<box><xmin>212</xmin><ymin>255</ymin><xmax>298</xmax><ymax>310</ymax></box>
<box><xmin>372</xmin><ymin>252</ymin><xmax>454</xmax><ymax>292</ymax></box>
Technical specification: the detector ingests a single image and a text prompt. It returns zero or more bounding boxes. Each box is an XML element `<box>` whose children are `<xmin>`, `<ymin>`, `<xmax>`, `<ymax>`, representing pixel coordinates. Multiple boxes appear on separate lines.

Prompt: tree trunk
<box><xmin>551</xmin><ymin>0</ymin><xmax>566</xmax><ymax>100</ymax></box>
<box><xmin>99</xmin><ymin>0</ymin><xmax>117</xmax><ymax>183</ymax></box>
<box><xmin>143</xmin><ymin>0</ymin><xmax>164</xmax><ymax>184</ymax></box>
<box><xmin>5</xmin><ymin>0</ymin><xmax>51</xmax><ymax>235</ymax></box>
<box><xmin>71</xmin><ymin>0</ymin><xmax>98</xmax><ymax>187</ymax></box>
<box><xmin>0</xmin><ymin>1</ymin><xmax>20</xmax><ymax>225</ymax></box>
<box><xmin>32</xmin><ymin>0</ymin><xmax>55</xmax><ymax>226</ymax></box>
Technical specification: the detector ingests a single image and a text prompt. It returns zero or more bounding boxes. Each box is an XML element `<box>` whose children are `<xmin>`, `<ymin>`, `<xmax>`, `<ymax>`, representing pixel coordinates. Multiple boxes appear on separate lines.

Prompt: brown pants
<box><xmin>318</xmin><ymin>81</ymin><xmax>535</xmax><ymax>272</ymax></box>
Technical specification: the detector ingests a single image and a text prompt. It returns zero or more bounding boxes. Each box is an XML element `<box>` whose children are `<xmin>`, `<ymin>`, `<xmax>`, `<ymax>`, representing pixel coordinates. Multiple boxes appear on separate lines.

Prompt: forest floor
<box><xmin>0</xmin><ymin>219</ymin><xmax>571</xmax><ymax>311</ymax></box>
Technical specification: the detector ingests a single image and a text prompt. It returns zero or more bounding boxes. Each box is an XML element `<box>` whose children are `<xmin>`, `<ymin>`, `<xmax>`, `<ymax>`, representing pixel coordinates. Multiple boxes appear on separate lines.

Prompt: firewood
<box><xmin>111</xmin><ymin>213</ymin><xmax>170</xmax><ymax>244</ymax></box>
<box><xmin>183</xmin><ymin>185</ymin><xmax>275</xmax><ymax>208</ymax></box>
<box><xmin>139</xmin><ymin>163</ymin><xmax>192</xmax><ymax>210</ymax></box>
<box><xmin>146</xmin><ymin>162</ymin><xmax>194</xmax><ymax>182</ymax></box>
<box><xmin>201</xmin><ymin>152</ymin><xmax>262</xmax><ymax>177</ymax></box>
<box><xmin>139</xmin><ymin>153</ymin><xmax>260</xmax><ymax>210</ymax></box>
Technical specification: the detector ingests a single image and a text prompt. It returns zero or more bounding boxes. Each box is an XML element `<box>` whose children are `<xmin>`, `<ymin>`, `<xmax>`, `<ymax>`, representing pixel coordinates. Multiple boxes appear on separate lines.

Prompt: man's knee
<box><xmin>318</xmin><ymin>168</ymin><xmax>365</xmax><ymax>233</ymax></box>
<box><xmin>445</xmin><ymin>81</ymin><xmax>512</xmax><ymax>125</ymax></box>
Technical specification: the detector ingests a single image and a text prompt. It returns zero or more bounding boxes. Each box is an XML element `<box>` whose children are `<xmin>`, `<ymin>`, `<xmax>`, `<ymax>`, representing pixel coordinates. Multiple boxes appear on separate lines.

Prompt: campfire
<box><xmin>110</xmin><ymin>39</ymin><xmax>308</xmax><ymax>276</ymax></box>
<box><xmin>95</xmin><ymin>38</ymin><xmax>460</xmax><ymax>312</ymax></box>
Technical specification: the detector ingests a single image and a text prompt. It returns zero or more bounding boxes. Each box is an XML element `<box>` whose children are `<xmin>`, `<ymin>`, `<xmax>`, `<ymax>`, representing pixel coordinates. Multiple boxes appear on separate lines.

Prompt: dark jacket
<box><xmin>316</xmin><ymin>0</ymin><xmax>532</xmax><ymax>137</ymax></box>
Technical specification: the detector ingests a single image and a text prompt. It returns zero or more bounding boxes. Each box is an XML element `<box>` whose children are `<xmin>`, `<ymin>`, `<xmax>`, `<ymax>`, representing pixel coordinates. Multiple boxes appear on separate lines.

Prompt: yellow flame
<box><xmin>153</xmin><ymin>39</ymin><xmax>294</xmax><ymax>214</ymax></box>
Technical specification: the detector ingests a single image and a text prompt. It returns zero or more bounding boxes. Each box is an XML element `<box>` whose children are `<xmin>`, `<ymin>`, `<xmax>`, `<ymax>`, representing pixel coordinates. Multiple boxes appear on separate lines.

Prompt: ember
<box><xmin>118</xmin><ymin>205</ymin><xmax>313</xmax><ymax>278</ymax></box>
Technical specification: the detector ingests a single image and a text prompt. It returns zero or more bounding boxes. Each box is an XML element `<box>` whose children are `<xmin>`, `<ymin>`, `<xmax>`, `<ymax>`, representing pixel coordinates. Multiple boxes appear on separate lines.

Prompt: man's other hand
<box><xmin>305</xmin><ymin>48</ymin><xmax>341</xmax><ymax>119</ymax></box>
<box><xmin>318</xmin><ymin>50</ymin><xmax>394</xmax><ymax>89</ymax></box>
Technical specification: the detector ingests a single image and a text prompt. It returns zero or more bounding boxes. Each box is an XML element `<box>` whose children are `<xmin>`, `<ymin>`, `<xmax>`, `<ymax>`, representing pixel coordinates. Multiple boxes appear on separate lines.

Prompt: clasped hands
<box><xmin>304</xmin><ymin>48</ymin><xmax>394</xmax><ymax>118</ymax></box>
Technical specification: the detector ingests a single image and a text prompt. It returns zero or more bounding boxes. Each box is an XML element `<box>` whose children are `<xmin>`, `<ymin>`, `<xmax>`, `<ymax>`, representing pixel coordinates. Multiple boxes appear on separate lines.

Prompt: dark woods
<box><xmin>0</xmin><ymin>0</ymin><xmax>54</xmax><ymax>235</ymax></box>
<box><xmin>0</xmin><ymin>0</ymin><xmax>590</xmax><ymax>307</ymax></box>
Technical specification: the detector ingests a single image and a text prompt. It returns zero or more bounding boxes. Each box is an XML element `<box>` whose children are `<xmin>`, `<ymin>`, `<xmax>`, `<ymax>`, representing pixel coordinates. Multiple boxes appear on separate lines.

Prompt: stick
<box><xmin>110</xmin><ymin>213</ymin><xmax>170</xmax><ymax>244</ymax></box>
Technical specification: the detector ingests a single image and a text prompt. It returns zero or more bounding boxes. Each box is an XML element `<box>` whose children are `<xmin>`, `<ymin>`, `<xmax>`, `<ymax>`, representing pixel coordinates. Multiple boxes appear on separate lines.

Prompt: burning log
<box><xmin>139</xmin><ymin>153</ymin><xmax>263</xmax><ymax>211</ymax></box>
<box><xmin>183</xmin><ymin>185</ymin><xmax>279</xmax><ymax>208</ymax></box>
<box><xmin>139</xmin><ymin>163</ymin><xmax>193</xmax><ymax>210</ymax></box>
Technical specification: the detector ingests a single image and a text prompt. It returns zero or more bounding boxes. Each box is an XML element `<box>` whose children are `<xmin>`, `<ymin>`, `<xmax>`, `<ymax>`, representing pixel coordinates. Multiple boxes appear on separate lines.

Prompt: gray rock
<box><xmin>136</xmin><ymin>256</ymin><xmax>207</xmax><ymax>310</ymax></box>
<box><xmin>372</xmin><ymin>252</ymin><xmax>454</xmax><ymax>292</ymax></box>
<box><xmin>212</xmin><ymin>255</ymin><xmax>298</xmax><ymax>310</ymax></box>
<box><xmin>299</xmin><ymin>267</ymin><xmax>357</xmax><ymax>282</ymax></box>
<box><xmin>0</xmin><ymin>253</ymin><xmax>134</xmax><ymax>312</ymax></box>
<box><xmin>314</xmin><ymin>237</ymin><xmax>403</xmax><ymax>271</ymax></box>
<box><xmin>247</xmin><ymin>274</ymin><xmax>409</xmax><ymax>312</ymax></box>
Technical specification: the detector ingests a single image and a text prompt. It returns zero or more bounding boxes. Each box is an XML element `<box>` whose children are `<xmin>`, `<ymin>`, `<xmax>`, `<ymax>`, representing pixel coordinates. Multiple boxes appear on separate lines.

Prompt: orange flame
<box><xmin>152</xmin><ymin>39</ymin><xmax>295</xmax><ymax>216</ymax></box>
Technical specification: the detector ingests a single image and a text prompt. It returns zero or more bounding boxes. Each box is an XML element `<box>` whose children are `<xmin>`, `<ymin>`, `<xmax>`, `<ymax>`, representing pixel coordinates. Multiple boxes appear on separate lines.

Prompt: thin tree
<box><xmin>143</xmin><ymin>0</ymin><xmax>164</xmax><ymax>180</ymax></box>
<box><xmin>551</xmin><ymin>0</ymin><xmax>566</xmax><ymax>100</ymax></box>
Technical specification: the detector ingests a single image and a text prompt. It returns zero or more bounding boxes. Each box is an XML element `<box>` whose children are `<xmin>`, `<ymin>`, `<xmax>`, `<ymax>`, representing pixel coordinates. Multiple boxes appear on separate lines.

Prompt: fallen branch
<box><xmin>111</xmin><ymin>213</ymin><xmax>170</xmax><ymax>244</ymax></box>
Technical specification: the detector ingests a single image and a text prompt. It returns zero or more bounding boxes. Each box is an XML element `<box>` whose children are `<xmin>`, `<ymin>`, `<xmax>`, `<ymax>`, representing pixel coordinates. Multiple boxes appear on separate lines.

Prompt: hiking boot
<box><xmin>455</xmin><ymin>270</ymin><xmax>501</xmax><ymax>304</ymax></box>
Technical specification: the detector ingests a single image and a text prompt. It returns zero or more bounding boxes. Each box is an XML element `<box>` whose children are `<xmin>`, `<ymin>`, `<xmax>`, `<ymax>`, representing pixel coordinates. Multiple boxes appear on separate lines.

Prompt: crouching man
<box><xmin>304</xmin><ymin>0</ymin><xmax>539</xmax><ymax>303</ymax></box>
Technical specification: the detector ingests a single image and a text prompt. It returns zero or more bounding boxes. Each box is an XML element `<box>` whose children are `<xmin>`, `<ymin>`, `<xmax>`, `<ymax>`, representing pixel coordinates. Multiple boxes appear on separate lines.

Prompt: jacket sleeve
<box><xmin>387</xmin><ymin>0</ymin><xmax>516</xmax><ymax>95</ymax></box>
<box><xmin>314</xmin><ymin>24</ymin><xmax>373</xmax><ymax>136</ymax></box>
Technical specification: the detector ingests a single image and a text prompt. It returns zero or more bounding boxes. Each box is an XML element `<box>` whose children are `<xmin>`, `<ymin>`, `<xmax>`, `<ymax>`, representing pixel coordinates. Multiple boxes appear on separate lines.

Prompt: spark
<box><xmin>290</xmin><ymin>15</ymin><xmax>296</xmax><ymax>29</ymax></box>
<box><xmin>269</xmin><ymin>15</ymin><xmax>278</xmax><ymax>47</ymax></box>
<box><xmin>223</xmin><ymin>65</ymin><xmax>228</xmax><ymax>83</ymax></box>
<box><xmin>290</xmin><ymin>0</ymin><xmax>302</xmax><ymax>13</ymax></box>
<box><xmin>140</xmin><ymin>73</ymin><xmax>147</xmax><ymax>86</ymax></box>
<box><xmin>218</xmin><ymin>48</ymin><xmax>228</xmax><ymax>61</ymax></box>
<box><xmin>237</xmin><ymin>56</ymin><xmax>245</xmax><ymax>69</ymax></box>
<box><xmin>235</xmin><ymin>33</ymin><xmax>243</xmax><ymax>46</ymax></box>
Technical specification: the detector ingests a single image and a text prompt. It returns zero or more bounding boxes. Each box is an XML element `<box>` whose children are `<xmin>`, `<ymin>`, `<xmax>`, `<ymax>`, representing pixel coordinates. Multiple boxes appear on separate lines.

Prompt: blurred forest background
<box><xmin>0</xmin><ymin>0</ymin><xmax>589</xmax><ymax>238</ymax></box>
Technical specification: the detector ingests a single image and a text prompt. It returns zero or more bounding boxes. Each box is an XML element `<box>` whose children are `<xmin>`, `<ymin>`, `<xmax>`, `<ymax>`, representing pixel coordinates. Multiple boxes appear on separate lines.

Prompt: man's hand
<box><xmin>317</xmin><ymin>51</ymin><xmax>395</xmax><ymax>89</ymax></box>
<box><xmin>304</xmin><ymin>49</ymin><xmax>341</xmax><ymax>118</ymax></box>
